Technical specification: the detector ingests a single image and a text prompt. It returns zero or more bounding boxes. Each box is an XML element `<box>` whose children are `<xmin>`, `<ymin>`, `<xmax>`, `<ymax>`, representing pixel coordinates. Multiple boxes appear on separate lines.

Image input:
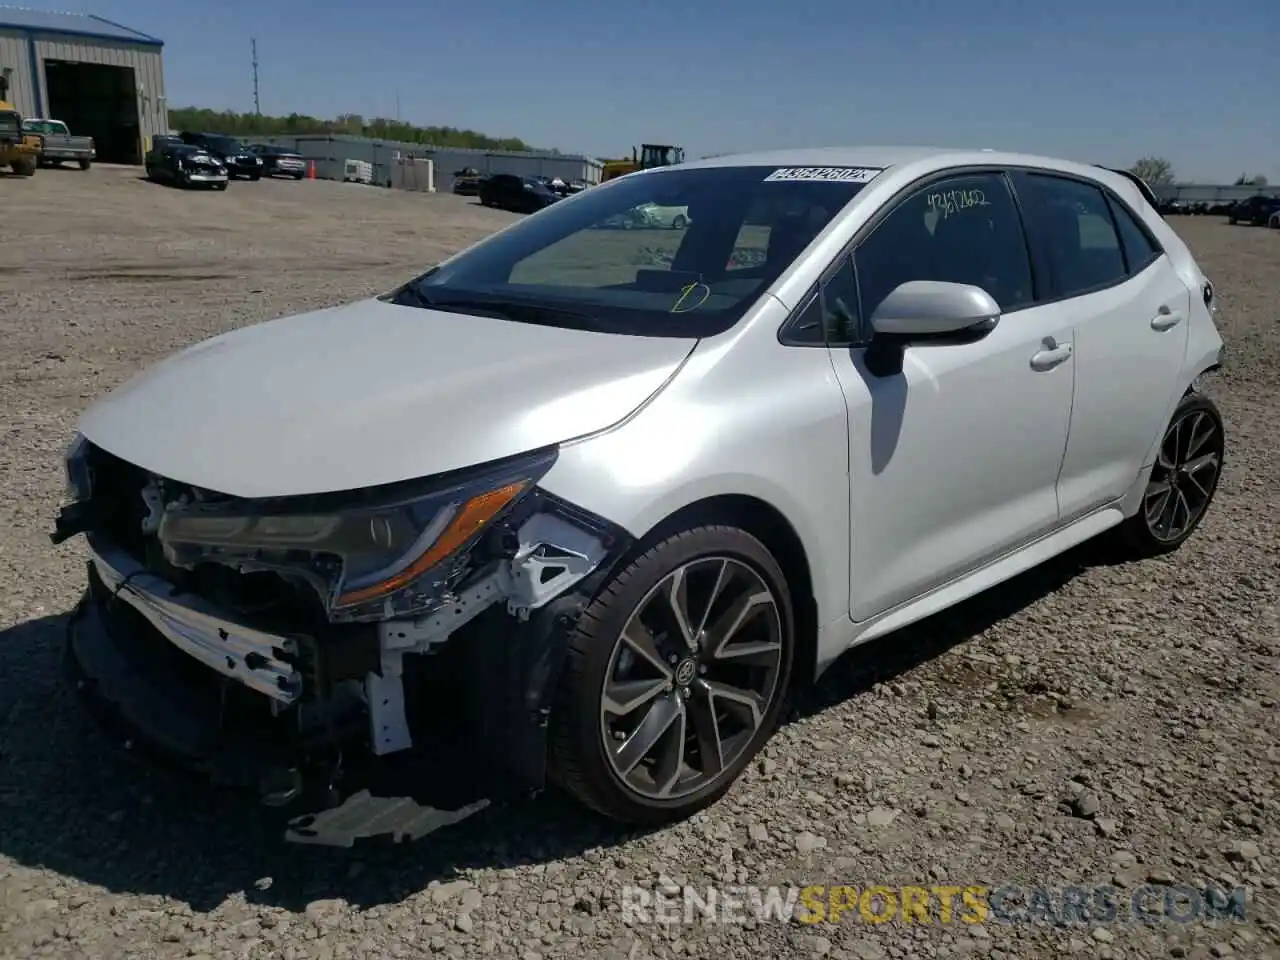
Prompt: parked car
<box><xmin>639</xmin><ymin>202</ymin><xmax>691</xmax><ymax>229</ymax></box>
<box><xmin>247</xmin><ymin>143</ymin><xmax>307</xmax><ymax>179</ymax></box>
<box><xmin>52</xmin><ymin>146</ymin><xmax>1225</xmax><ymax>834</ymax></box>
<box><xmin>1227</xmin><ymin>194</ymin><xmax>1280</xmax><ymax>225</ymax></box>
<box><xmin>452</xmin><ymin>167</ymin><xmax>486</xmax><ymax>196</ymax></box>
<box><xmin>22</xmin><ymin>117</ymin><xmax>94</xmax><ymax>169</ymax></box>
<box><xmin>144</xmin><ymin>141</ymin><xmax>228</xmax><ymax>190</ymax></box>
<box><xmin>179</xmin><ymin>132</ymin><xmax>263</xmax><ymax>180</ymax></box>
<box><xmin>478</xmin><ymin>173</ymin><xmax>561</xmax><ymax>213</ymax></box>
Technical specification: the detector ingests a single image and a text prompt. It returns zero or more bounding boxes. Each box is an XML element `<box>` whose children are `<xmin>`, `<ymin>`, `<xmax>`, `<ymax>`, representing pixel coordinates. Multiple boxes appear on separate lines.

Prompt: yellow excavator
<box><xmin>600</xmin><ymin>143</ymin><xmax>685</xmax><ymax>183</ymax></box>
<box><xmin>0</xmin><ymin>78</ymin><xmax>40</xmax><ymax>176</ymax></box>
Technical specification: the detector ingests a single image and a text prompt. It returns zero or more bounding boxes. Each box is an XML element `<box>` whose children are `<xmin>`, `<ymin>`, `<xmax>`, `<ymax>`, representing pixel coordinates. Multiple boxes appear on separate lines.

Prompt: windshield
<box><xmin>399</xmin><ymin>164</ymin><xmax>876</xmax><ymax>337</ymax></box>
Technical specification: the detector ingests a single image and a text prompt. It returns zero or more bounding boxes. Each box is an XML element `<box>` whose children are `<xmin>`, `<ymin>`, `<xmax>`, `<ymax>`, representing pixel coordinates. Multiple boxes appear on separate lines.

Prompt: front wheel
<box><xmin>1114</xmin><ymin>392</ymin><xmax>1224</xmax><ymax>558</ymax></box>
<box><xmin>11</xmin><ymin>156</ymin><xmax>36</xmax><ymax>176</ymax></box>
<box><xmin>79</xmin><ymin>158</ymin><xmax>91</xmax><ymax>170</ymax></box>
<box><xmin>249</xmin><ymin>172</ymin><xmax>261</xmax><ymax>181</ymax></box>
<box><xmin>548</xmin><ymin>525</ymin><xmax>795</xmax><ymax>825</ymax></box>
<box><xmin>671</xmin><ymin>214</ymin><xmax>688</xmax><ymax>230</ymax></box>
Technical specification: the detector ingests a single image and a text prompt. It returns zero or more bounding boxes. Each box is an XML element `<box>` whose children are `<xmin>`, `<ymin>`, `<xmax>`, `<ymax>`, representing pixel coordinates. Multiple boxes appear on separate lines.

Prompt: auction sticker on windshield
<box><xmin>763</xmin><ymin>167</ymin><xmax>883</xmax><ymax>183</ymax></box>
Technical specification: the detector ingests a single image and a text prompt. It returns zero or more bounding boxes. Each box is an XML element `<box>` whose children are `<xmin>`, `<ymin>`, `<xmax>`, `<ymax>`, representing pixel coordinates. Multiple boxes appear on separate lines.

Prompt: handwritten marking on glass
<box><xmin>927</xmin><ymin>188</ymin><xmax>991</xmax><ymax>220</ymax></box>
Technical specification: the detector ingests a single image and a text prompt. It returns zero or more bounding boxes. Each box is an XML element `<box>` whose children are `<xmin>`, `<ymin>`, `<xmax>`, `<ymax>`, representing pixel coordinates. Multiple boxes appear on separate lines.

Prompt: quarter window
<box><xmin>1107</xmin><ymin>195</ymin><xmax>1161</xmax><ymax>274</ymax></box>
<box><xmin>789</xmin><ymin>257</ymin><xmax>860</xmax><ymax>344</ymax></box>
<box><xmin>1022</xmin><ymin>175</ymin><xmax>1127</xmax><ymax>296</ymax></box>
<box><xmin>854</xmin><ymin>172</ymin><xmax>1035</xmax><ymax>324</ymax></box>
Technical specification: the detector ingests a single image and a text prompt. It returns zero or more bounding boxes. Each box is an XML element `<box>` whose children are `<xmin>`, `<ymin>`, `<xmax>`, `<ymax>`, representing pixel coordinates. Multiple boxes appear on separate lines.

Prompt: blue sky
<box><xmin>47</xmin><ymin>0</ymin><xmax>1280</xmax><ymax>181</ymax></box>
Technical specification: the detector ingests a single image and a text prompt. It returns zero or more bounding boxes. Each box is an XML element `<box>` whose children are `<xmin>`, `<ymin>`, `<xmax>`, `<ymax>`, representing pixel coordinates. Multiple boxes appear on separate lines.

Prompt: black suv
<box><xmin>478</xmin><ymin>174</ymin><xmax>560</xmax><ymax>213</ymax></box>
<box><xmin>1227</xmin><ymin>195</ymin><xmax>1280</xmax><ymax>226</ymax></box>
<box><xmin>179</xmin><ymin>132</ymin><xmax>264</xmax><ymax>180</ymax></box>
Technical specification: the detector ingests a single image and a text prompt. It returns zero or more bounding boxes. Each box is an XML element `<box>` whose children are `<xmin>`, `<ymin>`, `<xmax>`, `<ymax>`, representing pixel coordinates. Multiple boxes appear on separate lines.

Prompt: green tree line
<box><xmin>166</xmin><ymin>107</ymin><xmax>551</xmax><ymax>153</ymax></box>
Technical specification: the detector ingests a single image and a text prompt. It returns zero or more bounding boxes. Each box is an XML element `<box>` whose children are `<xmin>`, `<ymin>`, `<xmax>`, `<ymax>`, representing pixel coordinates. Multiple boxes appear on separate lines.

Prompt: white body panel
<box><xmin>78</xmin><ymin>299</ymin><xmax>694</xmax><ymax>498</ymax></box>
<box><xmin>832</xmin><ymin>307</ymin><xmax>1075</xmax><ymax>621</ymax></box>
<box><xmin>1053</xmin><ymin>258</ymin><xmax>1191</xmax><ymax>520</ymax></box>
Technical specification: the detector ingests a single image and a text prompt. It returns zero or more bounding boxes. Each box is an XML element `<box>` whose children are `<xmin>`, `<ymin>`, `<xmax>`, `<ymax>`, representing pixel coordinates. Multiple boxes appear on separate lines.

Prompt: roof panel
<box><xmin>0</xmin><ymin>6</ymin><xmax>162</xmax><ymax>45</ymax></box>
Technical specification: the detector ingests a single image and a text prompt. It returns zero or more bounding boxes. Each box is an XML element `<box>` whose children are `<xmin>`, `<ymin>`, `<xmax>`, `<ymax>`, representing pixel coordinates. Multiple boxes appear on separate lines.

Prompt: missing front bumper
<box><xmin>64</xmin><ymin>551</ymin><xmax>607</xmax><ymax>842</ymax></box>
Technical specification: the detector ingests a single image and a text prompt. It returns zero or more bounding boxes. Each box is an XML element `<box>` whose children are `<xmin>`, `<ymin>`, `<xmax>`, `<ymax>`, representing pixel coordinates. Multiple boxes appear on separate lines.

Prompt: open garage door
<box><xmin>43</xmin><ymin>60</ymin><xmax>141</xmax><ymax>165</ymax></box>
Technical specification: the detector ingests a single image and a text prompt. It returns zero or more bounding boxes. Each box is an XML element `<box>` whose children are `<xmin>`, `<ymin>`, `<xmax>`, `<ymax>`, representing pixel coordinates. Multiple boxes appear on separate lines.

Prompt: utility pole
<box><xmin>251</xmin><ymin>38</ymin><xmax>260</xmax><ymax>115</ymax></box>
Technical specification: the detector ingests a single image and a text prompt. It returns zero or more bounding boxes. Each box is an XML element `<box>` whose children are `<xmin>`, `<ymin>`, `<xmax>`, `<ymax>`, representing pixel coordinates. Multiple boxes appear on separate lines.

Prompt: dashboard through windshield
<box><xmin>392</xmin><ymin>164</ymin><xmax>878</xmax><ymax>338</ymax></box>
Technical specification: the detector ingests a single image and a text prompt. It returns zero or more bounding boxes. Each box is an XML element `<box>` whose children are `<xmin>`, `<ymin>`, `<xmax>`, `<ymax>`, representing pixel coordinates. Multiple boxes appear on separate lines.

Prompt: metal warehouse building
<box><xmin>0</xmin><ymin>6</ymin><xmax>165</xmax><ymax>165</ymax></box>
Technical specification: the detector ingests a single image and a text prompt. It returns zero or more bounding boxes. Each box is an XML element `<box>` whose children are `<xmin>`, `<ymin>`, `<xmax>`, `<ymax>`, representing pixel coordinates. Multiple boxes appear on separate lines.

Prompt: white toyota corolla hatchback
<box><xmin>53</xmin><ymin>146</ymin><xmax>1225</xmax><ymax>832</ymax></box>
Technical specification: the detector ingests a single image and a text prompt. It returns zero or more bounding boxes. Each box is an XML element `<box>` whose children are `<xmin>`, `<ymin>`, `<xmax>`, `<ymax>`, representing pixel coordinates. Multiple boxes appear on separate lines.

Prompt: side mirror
<box><xmin>869</xmin><ymin>280</ymin><xmax>1000</xmax><ymax>338</ymax></box>
<box><xmin>864</xmin><ymin>280</ymin><xmax>1000</xmax><ymax>379</ymax></box>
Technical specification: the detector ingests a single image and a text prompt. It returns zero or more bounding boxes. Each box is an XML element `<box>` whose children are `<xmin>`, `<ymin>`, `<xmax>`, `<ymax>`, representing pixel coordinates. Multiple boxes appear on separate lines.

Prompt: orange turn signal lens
<box><xmin>334</xmin><ymin>481</ymin><xmax>529</xmax><ymax>609</ymax></box>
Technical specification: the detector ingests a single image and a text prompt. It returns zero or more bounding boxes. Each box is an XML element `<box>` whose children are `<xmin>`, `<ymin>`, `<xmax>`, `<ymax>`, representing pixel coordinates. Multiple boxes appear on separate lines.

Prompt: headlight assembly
<box><xmin>157</xmin><ymin>448</ymin><xmax>558</xmax><ymax>622</ymax></box>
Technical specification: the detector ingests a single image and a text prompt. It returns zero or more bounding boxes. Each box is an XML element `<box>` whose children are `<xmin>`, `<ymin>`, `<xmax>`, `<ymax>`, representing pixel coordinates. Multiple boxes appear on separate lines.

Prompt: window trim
<box><xmin>1010</xmin><ymin>169</ymin><xmax>1168</xmax><ymax>305</ymax></box>
<box><xmin>778</xmin><ymin>165</ymin><xmax>1040</xmax><ymax>347</ymax></box>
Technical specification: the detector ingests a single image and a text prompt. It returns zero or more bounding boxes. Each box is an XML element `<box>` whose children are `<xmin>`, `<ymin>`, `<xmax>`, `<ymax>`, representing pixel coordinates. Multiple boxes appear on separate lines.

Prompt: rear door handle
<box><xmin>1030</xmin><ymin>340</ymin><xmax>1073</xmax><ymax>372</ymax></box>
<box><xmin>1151</xmin><ymin>306</ymin><xmax>1184</xmax><ymax>332</ymax></box>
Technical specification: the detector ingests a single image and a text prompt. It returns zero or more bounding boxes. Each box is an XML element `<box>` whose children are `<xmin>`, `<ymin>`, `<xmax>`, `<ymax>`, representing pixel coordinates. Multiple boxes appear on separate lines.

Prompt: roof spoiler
<box><xmin>1096</xmin><ymin>166</ymin><xmax>1163</xmax><ymax>213</ymax></box>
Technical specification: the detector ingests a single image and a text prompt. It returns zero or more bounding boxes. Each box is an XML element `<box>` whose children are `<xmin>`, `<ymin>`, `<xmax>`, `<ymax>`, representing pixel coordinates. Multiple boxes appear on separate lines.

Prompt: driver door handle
<box><xmin>1151</xmin><ymin>305</ymin><xmax>1184</xmax><ymax>332</ymax></box>
<box><xmin>1030</xmin><ymin>339</ymin><xmax>1073</xmax><ymax>372</ymax></box>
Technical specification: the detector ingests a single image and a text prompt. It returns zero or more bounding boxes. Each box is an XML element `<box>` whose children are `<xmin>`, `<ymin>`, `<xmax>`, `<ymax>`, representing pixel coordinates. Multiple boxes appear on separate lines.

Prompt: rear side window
<box><xmin>1106</xmin><ymin>196</ymin><xmax>1161</xmax><ymax>274</ymax></box>
<box><xmin>1022</xmin><ymin>175</ymin><xmax>1127</xmax><ymax>297</ymax></box>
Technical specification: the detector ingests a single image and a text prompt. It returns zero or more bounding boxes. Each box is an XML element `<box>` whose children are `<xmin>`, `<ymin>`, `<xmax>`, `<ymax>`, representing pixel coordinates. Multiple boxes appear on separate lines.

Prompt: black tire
<box><xmin>294</xmin><ymin>173</ymin><xmax>304</xmax><ymax>180</ymax></box>
<box><xmin>1228</xmin><ymin>216</ymin><xmax>1237</xmax><ymax>225</ymax></box>
<box><xmin>214</xmin><ymin>182</ymin><xmax>228</xmax><ymax>191</ymax></box>
<box><xmin>548</xmin><ymin>524</ymin><xmax>795</xmax><ymax>825</ymax></box>
<box><xmin>79</xmin><ymin>158</ymin><xmax>91</xmax><ymax>171</ymax></box>
<box><xmin>11</xmin><ymin>155</ymin><xmax>36</xmax><ymax>176</ymax></box>
<box><xmin>249</xmin><ymin>172</ymin><xmax>261</xmax><ymax>181</ymax></box>
<box><xmin>671</xmin><ymin>214</ymin><xmax>687</xmax><ymax>230</ymax></box>
<box><xmin>1113</xmin><ymin>392</ymin><xmax>1224</xmax><ymax>559</ymax></box>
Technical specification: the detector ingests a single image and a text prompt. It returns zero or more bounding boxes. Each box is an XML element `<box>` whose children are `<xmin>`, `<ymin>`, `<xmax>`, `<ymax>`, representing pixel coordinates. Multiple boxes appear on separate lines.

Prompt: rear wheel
<box><xmin>548</xmin><ymin>525</ymin><xmax>795</xmax><ymax>824</ymax></box>
<box><xmin>11</xmin><ymin>156</ymin><xmax>36</xmax><ymax>176</ymax></box>
<box><xmin>1115</xmin><ymin>393</ymin><xmax>1224</xmax><ymax>558</ymax></box>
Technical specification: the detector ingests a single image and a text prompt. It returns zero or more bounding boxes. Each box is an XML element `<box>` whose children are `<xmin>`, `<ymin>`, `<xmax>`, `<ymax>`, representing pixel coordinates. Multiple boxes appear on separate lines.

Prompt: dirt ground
<box><xmin>0</xmin><ymin>165</ymin><xmax>1276</xmax><ymax>960</ymax></box>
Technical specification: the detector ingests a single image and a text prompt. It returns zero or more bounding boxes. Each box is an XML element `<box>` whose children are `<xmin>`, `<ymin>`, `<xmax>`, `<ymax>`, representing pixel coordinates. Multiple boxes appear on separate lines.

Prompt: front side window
<box><xmin>1022</xmin><ymin>174</ymin><xmax>1128</xmax><ymax>296</ymax></box>
<box><xmin>854</xmin><ymin>172</ymin><xmax>1035</xmax><ymax>322</ymax></box>
<box><xmin>399</xmin><ymin>165</ymin><xmax>875</xmax><ymax>337</ymax></box>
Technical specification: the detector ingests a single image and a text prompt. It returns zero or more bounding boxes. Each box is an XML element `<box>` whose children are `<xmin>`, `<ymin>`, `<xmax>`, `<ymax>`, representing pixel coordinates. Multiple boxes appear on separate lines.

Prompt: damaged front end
<box><xmin>52</xmin><ymin>435</ymin><xmax>631</xmax><ymax>841</ymax></box>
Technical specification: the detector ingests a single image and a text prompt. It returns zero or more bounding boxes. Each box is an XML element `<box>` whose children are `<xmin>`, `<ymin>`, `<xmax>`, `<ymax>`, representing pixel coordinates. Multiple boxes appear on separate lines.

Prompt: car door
<box><xmin>1012</xmin><ymin>172</ymin><xmax>1191</xmax><ymax>520</ymax></box>
<box><xmin>813</xmin><ymin>170</ymin><xmax>1076</xmax><ymax>622</ymax></box>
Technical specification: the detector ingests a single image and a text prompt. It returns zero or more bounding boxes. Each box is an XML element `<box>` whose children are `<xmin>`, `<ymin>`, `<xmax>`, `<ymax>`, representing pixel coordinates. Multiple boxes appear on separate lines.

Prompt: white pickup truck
<box><xmin>22</xmin><ymin>118</ymin><xmax>95</xmax><ymax>169</ymax></box>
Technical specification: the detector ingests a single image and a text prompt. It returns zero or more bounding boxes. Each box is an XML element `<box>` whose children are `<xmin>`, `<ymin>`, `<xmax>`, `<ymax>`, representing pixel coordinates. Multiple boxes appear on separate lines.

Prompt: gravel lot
<box><xmin>0</xmin><ymin>165</ymin><xmax>1276</xmax><ymax>960</ymax></box>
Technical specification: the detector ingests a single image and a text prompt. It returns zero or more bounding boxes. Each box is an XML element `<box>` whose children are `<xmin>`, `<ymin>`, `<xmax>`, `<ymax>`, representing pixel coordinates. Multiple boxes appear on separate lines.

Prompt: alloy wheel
<box><xmin>1144</xmin><ymin>407</ymin><xmax>1223</xmax><ymax>542</ymax></box>
<box><xmin>599</xmin><ymin>557</ymin><xmax>784</xmax><ymax>801</ymax></box>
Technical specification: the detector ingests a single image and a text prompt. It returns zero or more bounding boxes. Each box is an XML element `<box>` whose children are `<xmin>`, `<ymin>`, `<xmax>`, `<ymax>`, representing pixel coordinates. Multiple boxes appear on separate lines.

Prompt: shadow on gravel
<box><xmin>0</xmin><ymin>539</ymin><xmax>1119</xmax><ymax>913</ymax></box>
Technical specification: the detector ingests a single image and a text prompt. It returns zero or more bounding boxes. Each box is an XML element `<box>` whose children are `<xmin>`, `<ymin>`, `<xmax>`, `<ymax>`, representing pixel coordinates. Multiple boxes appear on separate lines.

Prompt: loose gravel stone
<box><xmin>0</xmin><ymin>170</ymin><xmax>1277</xmax><ymax>960</ymax></box>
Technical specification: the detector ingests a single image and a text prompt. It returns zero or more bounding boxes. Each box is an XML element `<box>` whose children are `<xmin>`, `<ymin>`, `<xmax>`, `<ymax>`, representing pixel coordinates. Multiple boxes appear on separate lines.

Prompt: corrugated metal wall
<box><xmin>0</xmin><ymin>30</ymin><xmax>39</xmax><ymax>115</ymax></box>
<box><xmin>249</xmin><ymin>133</ymin><xmax>604</xmax><ymax>192</ymax></box>
<box><xmin>0</xmin><ymin>30</ymin><xmax>165</xmax><ymax>162</ymax></box>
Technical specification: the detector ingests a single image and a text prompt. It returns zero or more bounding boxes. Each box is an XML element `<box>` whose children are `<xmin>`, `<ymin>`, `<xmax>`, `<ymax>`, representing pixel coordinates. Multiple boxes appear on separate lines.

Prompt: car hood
<box><xmin>77</xmin><ymin>298</ymin><xmax>696</xmax><ymax>498</ymax></box>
